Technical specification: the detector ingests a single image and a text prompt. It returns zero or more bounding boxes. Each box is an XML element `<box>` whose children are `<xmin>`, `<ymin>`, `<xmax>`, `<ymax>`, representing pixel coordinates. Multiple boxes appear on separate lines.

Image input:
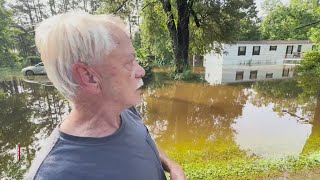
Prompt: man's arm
<box><xmin>158</xmin><ymin>148</ymin><xmax>187</xmax><ymax>180</ymax></box>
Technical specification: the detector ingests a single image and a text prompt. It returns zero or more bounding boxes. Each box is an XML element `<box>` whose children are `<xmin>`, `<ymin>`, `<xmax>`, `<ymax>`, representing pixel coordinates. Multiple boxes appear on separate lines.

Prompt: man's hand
<box><xmin>158</xmin><ymin>149</ymin><xmax>187</xmax><ymax>180</ymax></box>
<box><xmin>167</xmin><ymin>162</ymin><xmax>187</xmax><ymax>180</ymax></box>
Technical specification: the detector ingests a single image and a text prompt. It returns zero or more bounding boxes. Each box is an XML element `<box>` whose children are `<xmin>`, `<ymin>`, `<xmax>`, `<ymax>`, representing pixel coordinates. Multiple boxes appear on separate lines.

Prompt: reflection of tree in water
<box><xmin>250</xmin><ymin>80</ymin><xmax>308</xmax><ymax>118</ymax></box>
<box><xmin>251</xmin><ymin>79</ymin><xmax>320</xmax><ymax>155</ymax></box>
<box><xmin>140</xmin><ymin>81</ymin><xmax>248</xmax><ymax>161</ymax></box>
<box><xmin>0</xmin><ymin>78</ymin><xmax>35</xmax><ymax>179</ymax></box>
<box><xmin>0</xmin><ymin>77</ymin><xmax>69</xmax><ymax>179</ymax></box>
<box><xmin>24</xmin><ymin>82</ymin><xmax>70</xmax><ymax>135</ymax></box>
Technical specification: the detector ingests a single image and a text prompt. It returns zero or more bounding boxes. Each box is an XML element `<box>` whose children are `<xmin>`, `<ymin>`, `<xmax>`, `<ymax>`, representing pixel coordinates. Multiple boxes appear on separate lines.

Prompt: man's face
<box><xmin>94</xmin><ymin>27</ymin><xmax>145</xmax><ymax>108</ymax></box>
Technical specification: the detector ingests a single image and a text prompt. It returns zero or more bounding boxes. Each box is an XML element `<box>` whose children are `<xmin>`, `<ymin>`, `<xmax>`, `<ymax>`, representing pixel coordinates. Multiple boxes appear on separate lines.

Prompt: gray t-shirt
<box><xmin>25</xmin><ymin>108</ymin><xmax>166</xmax><ymax>180</ymax></box>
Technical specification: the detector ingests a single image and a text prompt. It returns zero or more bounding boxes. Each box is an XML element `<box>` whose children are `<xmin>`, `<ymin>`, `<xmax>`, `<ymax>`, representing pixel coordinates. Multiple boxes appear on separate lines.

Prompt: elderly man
<box><xmin>25</xmin><ymin>11</ymin><xmax>186</xmax><ymax>180</ymax></box>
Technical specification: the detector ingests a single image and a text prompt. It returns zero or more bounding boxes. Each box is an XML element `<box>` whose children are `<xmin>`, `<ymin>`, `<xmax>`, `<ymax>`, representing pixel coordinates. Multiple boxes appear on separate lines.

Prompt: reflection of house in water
<box><xmin>204</xmin><ymin>40</ymin><xmax>314</xmax><ymax>85</ymax></box>
<box><xmin>205</xmin><ymin>64</ymin><xmax>296</xmax><ymax>85</ymax></box>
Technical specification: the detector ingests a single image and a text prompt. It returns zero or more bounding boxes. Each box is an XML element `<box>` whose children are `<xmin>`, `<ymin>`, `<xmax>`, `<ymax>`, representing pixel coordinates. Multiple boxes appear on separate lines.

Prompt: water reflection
<box><xmin>233</xmin><ymin>103</ymin><xmax>312</xmax><ymax>158</ymax></box>
<box><xmin>0</xmin><ymin>77</ymin><xmax>68</xmax><ymax>179</ymax></box>
<box><xmin>205</xmin><ymin>64</ymin><xmax>296</xmax><ymax>85</ymax></box>
<box><xmin>1</xmin><ymin>73</ymin><xmax>320</xmax><ymax>179</ymax></box>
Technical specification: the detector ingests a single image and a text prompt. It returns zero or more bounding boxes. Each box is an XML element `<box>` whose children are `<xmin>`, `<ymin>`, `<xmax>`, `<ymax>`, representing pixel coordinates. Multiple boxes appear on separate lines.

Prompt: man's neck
<box><xmin>60</xmin><ymin>102</ymin><xmax>123</xmax><ymax>138</ymax></box>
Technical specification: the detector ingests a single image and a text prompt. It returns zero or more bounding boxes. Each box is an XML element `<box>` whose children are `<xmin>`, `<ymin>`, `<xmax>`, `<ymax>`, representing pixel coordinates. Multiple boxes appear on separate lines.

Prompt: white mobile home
<box><xmin>204</xmin><ymin>40</ymin><xmax>314</xmax><ymax>85</ymax></box>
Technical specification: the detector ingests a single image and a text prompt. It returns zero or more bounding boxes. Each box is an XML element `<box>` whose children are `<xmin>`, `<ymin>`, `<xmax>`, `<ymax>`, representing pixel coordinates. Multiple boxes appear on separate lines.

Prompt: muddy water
<box><xmin>1</xmin><ymin>74</ymin><xmax>319</xmax><ymax>178</ymax></box>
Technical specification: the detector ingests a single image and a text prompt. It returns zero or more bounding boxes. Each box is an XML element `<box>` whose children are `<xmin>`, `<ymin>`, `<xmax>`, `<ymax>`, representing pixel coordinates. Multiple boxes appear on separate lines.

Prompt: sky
<box><xmin>255</xmin><ymin>0</ymin><xmax>290</xmax><ymax>17</ymax></box>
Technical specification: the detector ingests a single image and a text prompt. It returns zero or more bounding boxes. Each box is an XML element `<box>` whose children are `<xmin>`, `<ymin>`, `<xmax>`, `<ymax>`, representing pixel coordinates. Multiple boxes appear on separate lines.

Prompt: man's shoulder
<box><xmin>33</xmin><ymin>161</ymin><xmax>77</xmax><ymax>180</ymax></box>
<box><xmin>126</xmin><ymin>106</ymin><xmax>142</xmax><ymax>118</ymax></box>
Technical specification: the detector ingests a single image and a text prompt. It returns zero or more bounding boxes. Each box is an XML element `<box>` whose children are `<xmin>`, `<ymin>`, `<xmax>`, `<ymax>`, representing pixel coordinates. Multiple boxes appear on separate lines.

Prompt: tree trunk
<box><xmin>37</xmin><ymin>0</ymin><xmax>43</xmax><ymax>20</ymax></box>
<box><xmin>25</xmin><ymin>0</ymin><xmax>34</xmax><ymax>28</ymax></box>
<box><xmin>176</xmin><ymin>0</ymin><xmax>190</xmax><ymax>73</ymax></box>
<box><xmin>160</xmin><ymin>0</ymin><xmax>190</xmax><ymax>73</ymax></box>
<box><xmin>63</xmin><ymin>0</ymin><xmax>69</xmax><ymax>12</ymax></box>
<box><xmin>31</xmin><ymin>0</ymin><xmax>39</xmax><ymax>22</ymax></box>
<box><xmin>83</xmin><ymin>0</ymin><xmax>87</xmax><ymax>12</ymax></box>
<box><xmin>48</xmin><ymin>0</ymin><xmax>56</xmax><ymax>15</ymax></box>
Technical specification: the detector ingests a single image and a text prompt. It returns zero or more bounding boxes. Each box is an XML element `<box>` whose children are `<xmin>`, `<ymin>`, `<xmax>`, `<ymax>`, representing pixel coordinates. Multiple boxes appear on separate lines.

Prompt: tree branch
<box><xmin>190</xmin><ymin>8</ymin><xmax>200</xmax><ymax>27</ymax></box>
<box><xmin>113</xmin><ymin>0</ymin><xmax>129</xmax><ymax>13</ymax></box>
<box><xmin>142</xmin><ymin>0</ymin><xmax>159</xmax><ymax>10</ymax></box>
<box><xmin>295</xmin><ymin>20</ymin><xmax>320</xmax><ymax>30</ymax></box>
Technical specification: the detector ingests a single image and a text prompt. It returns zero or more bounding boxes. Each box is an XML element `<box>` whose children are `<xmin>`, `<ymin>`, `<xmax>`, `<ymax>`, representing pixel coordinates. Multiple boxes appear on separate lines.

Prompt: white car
<box><xmin>21</xmin><ymin>62</ymin><xmax>46</xmax><ymax>76</ymax></box>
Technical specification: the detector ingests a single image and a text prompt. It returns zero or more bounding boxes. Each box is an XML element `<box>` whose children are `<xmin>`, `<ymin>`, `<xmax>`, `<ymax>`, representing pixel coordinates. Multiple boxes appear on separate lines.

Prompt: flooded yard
<box><xmin>1</xmin><ymin>67</ymin><xmax>320</xmax><ymax>179</ymax></box>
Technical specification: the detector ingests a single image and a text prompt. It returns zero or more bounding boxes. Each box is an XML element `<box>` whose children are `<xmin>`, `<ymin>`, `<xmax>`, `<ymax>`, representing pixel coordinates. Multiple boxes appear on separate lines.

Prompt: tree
<box><xmin>261</xmin><ymin>0</ymin><xmax>320</xmax><ymax>40</ymax></box>
<box><xmin>140</xmin><ymin>1</ymin><xmax>173</xmax><ymax>65</ymax></box>
<box><xmin>0</xmin><ymin>0</ymin><xmax>21</xmax><ymax>67</ymax></box>
<box><xmin>105</xmin><ymin>0</ymin><xmax>258</xmax><ymax>73</ymax></box>
<box><xmin>297</xmin><ymin>51</ymin><xmax>320</xmax><ymax>99</ymax></box>
<box><xmin>237</xmin><ymin>17</ymin><xmax>261</xmax><ymax>41</ymax></box>
<box><xmin>98</xmin><ymin>0</ymin><xmax>141</xmax><ymax>39</ymax></box>
<box><xmin>154</xmin><ymin>0</ymin><xmax>258</xmax><ymax>73</ymax></box>
<box><xmin>261</xmin><ymin>0</ymin><xmax>283</xmax><ymax>15</ymax></box>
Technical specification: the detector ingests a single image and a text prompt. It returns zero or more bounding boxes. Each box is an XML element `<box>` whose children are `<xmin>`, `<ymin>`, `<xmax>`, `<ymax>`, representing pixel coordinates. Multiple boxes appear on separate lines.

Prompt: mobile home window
<box><xmin>252</xmin><ymin>46</ymin><xmax>261</xmax><ymax>55</ymax></box>
<box><xmin>238</xmin><ymin>46</ymin><xmax>246</xmax><ymax>56</ymax></box>
<box><xmin>282</xmin><ymin>68</ymin><xmax>289</xmax><ymax>77</ymax></box>
<box><xmin>266</xmin><ymin>73</ymin><xmax>273</xmax><ymax>78</ymax></box>
<box><xmin>269</xmin><ymin>46</ymin><xmax>277</xmax><ymax>51</ymax></box>
<box><xmin>297</xmin><ymin>45</ymin><xmax>302</xmax><ymax>52</ymax></box>
<box><xmin>250</xmin><ymin>70</ymin><xmax>258</xmax><ymax>79</ymax></box>
<box><xmin>235</xmin><ymin>71</ymin><xmax>244</xmax><ymax>80</ymax></box>
<box><xmin>286</xmin><ymin>45</ymin><xmax>294</xmax><ymax>54</ymax></box>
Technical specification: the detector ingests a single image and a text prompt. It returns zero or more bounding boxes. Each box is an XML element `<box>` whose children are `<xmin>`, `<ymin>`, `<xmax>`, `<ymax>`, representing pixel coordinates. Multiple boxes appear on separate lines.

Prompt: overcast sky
<box><xmin>255</xmin><ymin>0</ymin><xmax>290</xmax><ymax>17</ymax></box>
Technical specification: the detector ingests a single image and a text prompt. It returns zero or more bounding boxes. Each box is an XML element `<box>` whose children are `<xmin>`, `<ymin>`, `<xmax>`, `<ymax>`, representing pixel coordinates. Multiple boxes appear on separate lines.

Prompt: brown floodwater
<box><xmin>1</xmin><ymin>73</ymin><xmax>320</xmax><ymax>179</ymax></box>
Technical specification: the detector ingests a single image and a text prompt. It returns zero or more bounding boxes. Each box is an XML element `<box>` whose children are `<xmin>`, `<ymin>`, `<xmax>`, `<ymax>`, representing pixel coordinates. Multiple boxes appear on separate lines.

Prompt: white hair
<box><xmin>35</xmin><ymin>11</ymin><xmax>128</xmax><ymax>100</ymax></box>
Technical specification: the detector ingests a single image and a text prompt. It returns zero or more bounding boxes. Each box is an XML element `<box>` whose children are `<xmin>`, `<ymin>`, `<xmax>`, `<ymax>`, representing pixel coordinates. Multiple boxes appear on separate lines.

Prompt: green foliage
<box><xmin>169</xmin><ymin>69</ymin><xmax>200</xmax><ymax>81</ymax></box>
<box><xmin>168</xmin><ymin>149</ymin><xmax>320</xmax><ymax>179</ymax></box>
<box><xmin>261</xmin><ymin>0</ymin><xmax>320</xmax><ymax>40</ymax></box>
<box><xmin>163</xmin><ymin>133</ymin><xmax>320</xmax><ymax>179</ymax></box>
<box><xmin>237</xmin><ymin>17</ymin><xmax>261</xmax><ymax>41</ymax></box>
<box><xmin>25</xmin><ymin>56</ymin><xmax>41</xmax><ymax>66</ymax></box>
<box><xmin>297</xmin><ymin>51</ymin><xmax>320</xmax><ymax>98</ymax></box>
<box><xmin>98</xmin><ymin>0</ymin><xmax>134</xmax><ymax>19</ymax></box>
<box><xmin>261</xmin><ymin>0</ymin><xmax>283</xmax><ymax>14</ymax></box>
<box><xmin>140</xmin><ymin>0</ymin><xmax>258</xmax><ymax>71</ymax></box>
<box><xmin>309</xmin><ymin>27</ymin><xmax>320</xmax><ymax>45</ymax></box>
<box><xmin>140</xmin><ymin>1</ymin><xmax>173</xmax><ymax>64</ymax></box>
<box><xmin>0</xmin><ymin>0</ymin><xmax>20</xmax><ymax>68</ymax></box>
<box><xmin>187</xmin><ymin>0</ymin><xmax>259</xmax><ymax>55</ymax></box>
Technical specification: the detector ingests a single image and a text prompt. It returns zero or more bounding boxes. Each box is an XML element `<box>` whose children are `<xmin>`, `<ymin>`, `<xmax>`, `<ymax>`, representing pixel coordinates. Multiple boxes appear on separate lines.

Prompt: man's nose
<box><xmin>136</xmin><ymin>64</ymin><xmax>145</xmax><ymax>78</ymax></box>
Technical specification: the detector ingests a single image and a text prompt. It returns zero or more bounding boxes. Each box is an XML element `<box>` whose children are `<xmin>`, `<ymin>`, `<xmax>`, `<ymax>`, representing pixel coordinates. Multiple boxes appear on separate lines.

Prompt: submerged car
<box><xmin>21</xmin><ymin>62</ymin><xmax>46</xmax><ymax>76</ymax></box>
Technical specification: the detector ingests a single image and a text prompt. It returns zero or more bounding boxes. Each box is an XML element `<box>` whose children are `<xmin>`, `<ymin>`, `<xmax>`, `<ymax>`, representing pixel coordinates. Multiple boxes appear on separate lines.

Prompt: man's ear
<box><xmin>72</xmin><ymin>63</ymin><xmax>101</xmax><ymax>94</ymax></box>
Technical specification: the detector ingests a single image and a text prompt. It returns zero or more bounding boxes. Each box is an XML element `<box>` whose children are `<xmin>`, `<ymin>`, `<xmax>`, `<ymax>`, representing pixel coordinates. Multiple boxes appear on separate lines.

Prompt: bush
<box><xmin>169</xmin><ymin>69</ymin><xmax>203</xmax><ymax>81</ymax></box>
<box><xmin>25</xmin><ymin>56</ymin><xmax>41</xmax><ymax>66</ymax></box>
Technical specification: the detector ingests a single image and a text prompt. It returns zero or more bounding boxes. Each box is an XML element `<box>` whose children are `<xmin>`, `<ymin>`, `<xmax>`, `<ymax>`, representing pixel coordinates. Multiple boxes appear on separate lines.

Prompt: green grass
<box><xmin>169</xmin><ymin>149</ymin><xmax>320</xmax><ymax>180</ymax></box>
<box><xmin>160</xmin><ymin>140</ymin><xmax>320</xmax><ymax>180</ymax></box>
<box><xmin>0</xmin><ymin>67</ymin><xmax>22</xmax><ymax>80</ymax></box>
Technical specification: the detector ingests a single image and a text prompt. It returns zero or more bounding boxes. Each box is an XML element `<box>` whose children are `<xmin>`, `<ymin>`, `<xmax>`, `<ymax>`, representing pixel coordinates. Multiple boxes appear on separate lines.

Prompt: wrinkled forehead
<box><xmin>102</xmin><ymin>23</ymin><xmax>135</xmax><ymax>62</ymax></box>
<box><xmin>104</xmin><ymin>22</ymin><xmax>130</xmax><ymax>45</ymax></box>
